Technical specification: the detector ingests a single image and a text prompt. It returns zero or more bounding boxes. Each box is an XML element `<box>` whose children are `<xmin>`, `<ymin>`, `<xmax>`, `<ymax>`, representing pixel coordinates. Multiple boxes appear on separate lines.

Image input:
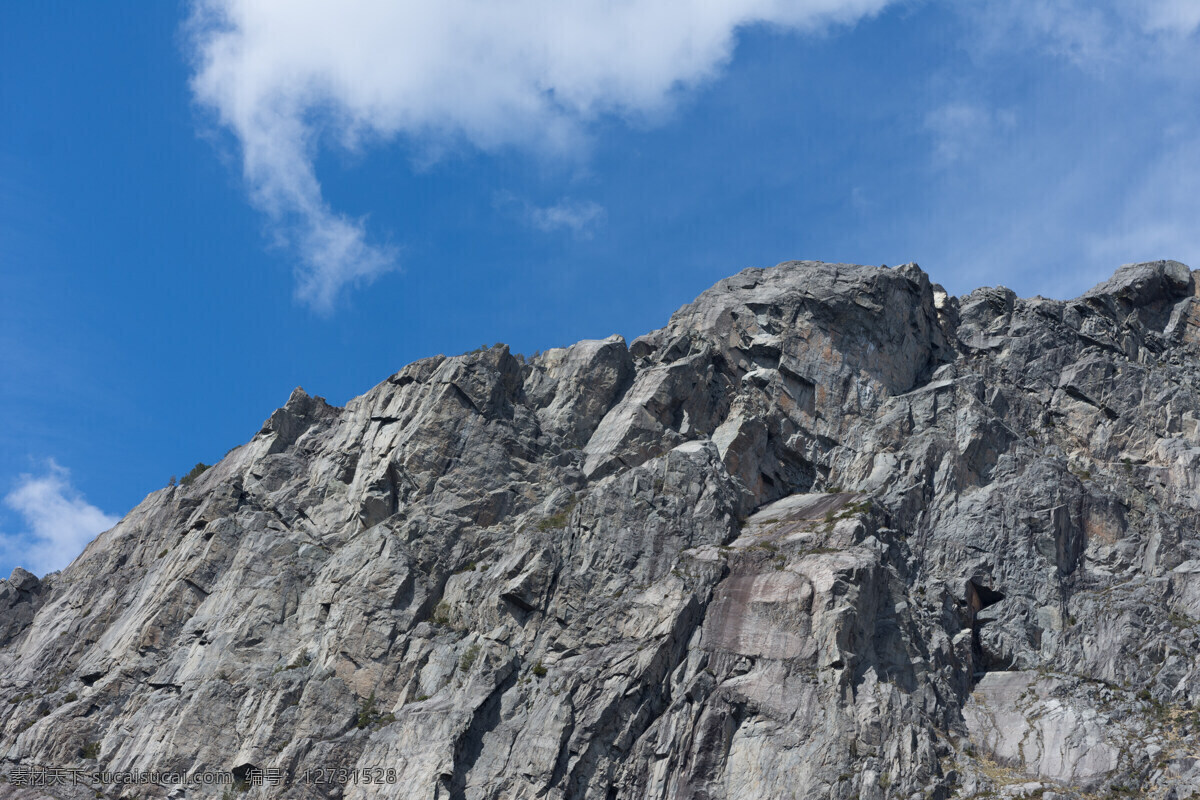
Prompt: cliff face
<box><xmin>2</xmin><ymin>260</ymin><xmax>1200</xmax><ymax>800</ymax></box>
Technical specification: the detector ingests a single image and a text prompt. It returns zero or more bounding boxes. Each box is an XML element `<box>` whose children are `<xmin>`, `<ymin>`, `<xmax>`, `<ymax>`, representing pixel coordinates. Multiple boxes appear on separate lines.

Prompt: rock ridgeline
<box><xmin>3</xmin><ymin>259</ymin><xmax>1200</xmax><ymax>800</ymax></box>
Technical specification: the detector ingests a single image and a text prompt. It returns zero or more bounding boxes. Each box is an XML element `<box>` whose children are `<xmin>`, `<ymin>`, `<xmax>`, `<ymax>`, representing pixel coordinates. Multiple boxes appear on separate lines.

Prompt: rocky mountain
<box><xmin>3</xmin><ymin>259</ymin><xmax>1200</xmax><ymax>800</ymax></box>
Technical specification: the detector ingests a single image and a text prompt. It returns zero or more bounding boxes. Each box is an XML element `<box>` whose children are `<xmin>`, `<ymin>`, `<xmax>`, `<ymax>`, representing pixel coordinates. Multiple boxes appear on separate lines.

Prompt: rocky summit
<box><xmin>4</xmin><ymin>260</ymin><xmax>1200</xmax><ymax>800</ymax></box>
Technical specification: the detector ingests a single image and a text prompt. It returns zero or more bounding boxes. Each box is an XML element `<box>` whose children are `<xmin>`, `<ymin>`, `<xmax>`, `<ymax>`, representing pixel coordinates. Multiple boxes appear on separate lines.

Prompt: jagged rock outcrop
<box><xmin>2</xmin><ymin>259</ymin><xmax>1199</xmax><ymax>799</ymax></box>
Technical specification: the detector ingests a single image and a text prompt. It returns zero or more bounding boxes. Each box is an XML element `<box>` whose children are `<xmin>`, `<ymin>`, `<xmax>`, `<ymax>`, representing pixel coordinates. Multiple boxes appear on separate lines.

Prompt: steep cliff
<box><xmin>2</xmin><ymin>260</ymin><xmax>1199</xmax><ymax>799</ymax></box>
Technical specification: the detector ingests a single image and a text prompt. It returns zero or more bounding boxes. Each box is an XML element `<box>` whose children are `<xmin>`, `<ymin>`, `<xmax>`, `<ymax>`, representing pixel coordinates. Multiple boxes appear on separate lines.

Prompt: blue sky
<box><xmin>3</xmin><ymin>1</ymin><xmax>1199</xmax><ymax>576</ymax></box>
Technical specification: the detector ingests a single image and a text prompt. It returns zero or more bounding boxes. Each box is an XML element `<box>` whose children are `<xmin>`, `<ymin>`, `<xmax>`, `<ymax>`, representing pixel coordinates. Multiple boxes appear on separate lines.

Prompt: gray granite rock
<box><xmin>3</xmin><ymin>259</ymin><xmax>1200</xmax><ymax>799</ymax></box>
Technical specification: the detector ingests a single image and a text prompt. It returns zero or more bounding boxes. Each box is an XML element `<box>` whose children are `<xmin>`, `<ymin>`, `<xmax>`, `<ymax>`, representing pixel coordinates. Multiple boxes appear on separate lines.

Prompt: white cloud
<box><xmin>909</xmin><ymin>1</ymin><xmax>1200</xmax><ymax>297</ymax></box>
<box><xmin>925</xmin><ymin>102</ymin><xmax>1016</xmax><ymax>166</ymax></box>
<box><xmin>528</xmin><ymin>200</ymin><xmax>607</xmax><ymax>236</ymax></box>
<box><xmin>0</xmin><ymin>461</ymin><xmax>119</xmax><ymax>577</ymax></box>
<box><xmin>1138</xmin><ymin>0</ymin><xmax>1200</xmax><ymax>36</ymax></box>
<box><xmin>187</xmin><ymin>0</ymin><xmax>894</xmax><ymax>308</ymax></box>
<box><xmin>960</xmin><ymin>0</ymin><xmax>1200</xmax><ymax>66</ymax></box>
<box><xmin>1087</xmin><ymin>132</ymin><xmax>1200</xmax><ymax>272</ymax></box>
<box><xmin>495</xmin><ymin>192</ymin><xmax>607</xmax><ymax>237</ymax></box>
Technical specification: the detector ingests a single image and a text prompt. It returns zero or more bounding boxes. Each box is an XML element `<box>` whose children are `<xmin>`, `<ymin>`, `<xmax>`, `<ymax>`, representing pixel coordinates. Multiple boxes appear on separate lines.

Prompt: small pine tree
<box><xmin>180</xmin><ymin>463</ymin><xmax>211</xmax><ymax>487</ymax></box>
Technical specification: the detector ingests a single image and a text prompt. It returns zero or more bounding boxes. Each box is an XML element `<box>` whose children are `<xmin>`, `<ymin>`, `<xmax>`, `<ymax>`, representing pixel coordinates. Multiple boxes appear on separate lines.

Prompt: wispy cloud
<box><xmin>495</xmin><ymin>192</ymin><xmax>607</xmax><ymax>238</ymax></box>
<box><xmin>186</xmin><ymin>0</ymin><xmax>895</xmax><ymax>309</ymax></box>
<box><xmin>1142</xmin><ymin>0</ymin><xmax>1200</xmax><ymax>36</ymax></box>
<box><xmin>959</xmin><ymin>0</ymin><xmax>1200</xmax><ymax>66</ymax></box>
<box><xmin>528</xmin><ymin>200</ymin><xmax>607</xmax><ymax>237</ymax></box>
<box><xmin>908</xmin><ymin>1</ymin><xmax>1200</xmax><ymax>296</ymax></box>
<box><xmin>184</xmin><ymin>0</ymin><xmax>1200</xmax><ymax>308</ymax></box>
<box><xmin>1086</xmin><ymin>132</ymin><xmax>1200</xmax><ymax>271</ymax></box>
<box><xmin>0</xmin><ymin>461</ymin><xmax>118</xmax><ymax>577</ymax></box>
<box><xmin>925</xmin><ymin>102</ymin><xmax>1016</xmax><ymax>166</ymax></box>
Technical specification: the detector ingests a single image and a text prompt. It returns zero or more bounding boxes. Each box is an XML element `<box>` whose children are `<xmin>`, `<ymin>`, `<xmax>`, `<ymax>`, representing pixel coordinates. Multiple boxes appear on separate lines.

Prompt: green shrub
<box><xmin>180</xmin><ymin>463</ymin><xmax>211</xmax><ymax>487</ymax></box>
<box><xmin>532</xmin><ymin>661</ymin><xmax>547</xmax><ymax>677</ymax></box>
<box><xmin>356</xmin><ymin>692</ymin><xmax>377</xmax><ymax>729</ymax></box>
<box><xmin>80</xmin><ymin>741</ymin><xmax>100</xmax><ymax>759</ymax></box>
<box><xmin>536</xmin><ymin>496</ymin><xmax>578</xmax><ymax>531</ymax></box>
<box><xmin>537</xmin><ymin>512</ymin><xmax>569</xmax><ymax>531</ymax></box>
<box><xmin>276</xmin><ymin>654</ymin><xmax>311</xmax><ymax>673</ymax></box>
<box><xmin>459</xmin><ymin>645</ymin><xmax>480</xmax><ymax>673</ymax></box>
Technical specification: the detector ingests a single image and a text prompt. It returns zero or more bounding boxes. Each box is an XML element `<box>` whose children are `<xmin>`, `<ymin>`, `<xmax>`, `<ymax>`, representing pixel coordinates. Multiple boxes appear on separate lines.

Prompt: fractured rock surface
<box><xmin>2</xmin><ymin>259</ymin><xmax>1200</xmax><ymax>799</ymax></box>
